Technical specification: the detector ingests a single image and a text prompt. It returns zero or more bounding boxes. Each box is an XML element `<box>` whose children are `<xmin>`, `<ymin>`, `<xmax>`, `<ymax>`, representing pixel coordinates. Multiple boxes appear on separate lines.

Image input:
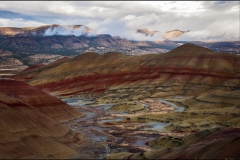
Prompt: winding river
<box><xmin>62</xmin><ymin>97</ymin><xmax>185</xmax><ymax>159</ymax></box>
<box><xmin>156</xmin><ymin>98</ymin><xmax>185</xmax><ymax>112</ymax></box>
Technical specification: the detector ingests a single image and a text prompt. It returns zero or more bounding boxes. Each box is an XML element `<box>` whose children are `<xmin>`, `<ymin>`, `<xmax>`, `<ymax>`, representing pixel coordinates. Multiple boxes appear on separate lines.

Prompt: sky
<box><xmin>0</xmin><ymin>1</ymin><xmax>239</xmax><ymax>41</ymax></box>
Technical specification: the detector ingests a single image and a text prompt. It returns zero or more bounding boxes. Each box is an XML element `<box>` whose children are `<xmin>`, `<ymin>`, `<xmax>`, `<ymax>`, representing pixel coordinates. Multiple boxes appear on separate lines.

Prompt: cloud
<box><xmin>174</xmin><ymin>30</ymin><xmax>239</xmax><ymax>42</ymax></box>
<box><xmin>85</xmin><ymin>17</ymin><xmax>164</xmax><ymax>41</ymax></box>
<box><xmin>43</xmin><ymin>25</ymin><xmax>96</xmax><ymax>37</ymax></box>
<box><xmin>0</xmin><ymin>1</ymin><xmax>239</xmax><ymax>41</ymax></box>
<box><xmin>0</xmin><ymin>18</ymin><xmax>46</xmax><ymax>27</ymax></box>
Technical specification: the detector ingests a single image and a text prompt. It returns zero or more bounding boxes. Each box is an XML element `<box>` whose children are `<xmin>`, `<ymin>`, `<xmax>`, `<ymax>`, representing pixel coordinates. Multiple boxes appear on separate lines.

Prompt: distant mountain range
<box><xmin>0</xmin><ymin>24</ymin><xmax>239</xmax><ymax>70</ymax></box>
<box><xmin>0</xmin><ymin>24</ymin><xmax>239</xmax><ymax>55</ymax></box>
<box><xmin>0</xmin><ymin>24</ymin><xmax>189</xmax><ymax>40</ymax></box>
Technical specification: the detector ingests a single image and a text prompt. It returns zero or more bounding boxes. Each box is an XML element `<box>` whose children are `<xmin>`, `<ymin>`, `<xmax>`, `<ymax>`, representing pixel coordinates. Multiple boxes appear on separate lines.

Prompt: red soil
<box><xmin>0</xmin><ymin>79</ymin><xmax>83</xmax><ymax>122</ymax></box>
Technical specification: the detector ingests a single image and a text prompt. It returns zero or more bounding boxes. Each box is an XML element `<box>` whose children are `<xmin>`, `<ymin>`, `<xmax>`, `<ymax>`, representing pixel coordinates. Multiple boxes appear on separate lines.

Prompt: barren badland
<box><xmin>0</xmin><ymin>36</ymin><xmax>239</xmax><ymax>159</ymax></box>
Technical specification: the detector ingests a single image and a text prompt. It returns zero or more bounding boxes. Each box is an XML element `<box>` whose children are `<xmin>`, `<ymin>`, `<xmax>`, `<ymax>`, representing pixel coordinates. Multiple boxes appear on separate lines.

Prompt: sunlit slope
<box><xmin>13</xmin><ymin>57</ymin><xmax>71</xmax><ymax>82</ymax></box>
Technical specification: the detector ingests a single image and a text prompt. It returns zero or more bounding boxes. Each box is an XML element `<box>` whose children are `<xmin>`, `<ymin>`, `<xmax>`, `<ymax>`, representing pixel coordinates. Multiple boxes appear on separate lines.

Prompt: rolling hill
<box><xmin>0</xmin><ymin>79</ymin><xmax>86</xmax><ymax>159</ymax></box>
<box><xmin>13</xmin><ymin>43</ymin><xmax>240</xmax><ymax>98</ymax></box>
<box><xmin>3</xmin><ymin>43</ymin><xmax>240</xmax><ymax>159</ymax></box>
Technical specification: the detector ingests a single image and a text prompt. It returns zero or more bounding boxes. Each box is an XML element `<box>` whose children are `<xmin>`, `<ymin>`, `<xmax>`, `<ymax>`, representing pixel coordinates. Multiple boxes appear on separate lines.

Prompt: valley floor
<box><xmin>61</xmin><ymin>97</ymin><xmax>192</xmax><ymax>159</ymax></box>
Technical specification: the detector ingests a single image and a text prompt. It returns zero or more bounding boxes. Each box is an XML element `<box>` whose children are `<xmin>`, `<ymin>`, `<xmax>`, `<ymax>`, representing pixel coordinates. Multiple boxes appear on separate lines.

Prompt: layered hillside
<box><xmin>13</xmin><ymin>43</ymin><xmax>240</xmax><ymax>132</ymax></box>
<box><xmin>0</xmin><ymin>80</ymin><xmax>86</xmax><ymax>159</ymax></box>
<box><xmin>14</xmin><ymin>43</ymin><xmax>240</xmax><ymax>98</ymax></box>
<box><xmin>0</xmin><ymin>79</ymin><xmax>84</xmax><ymax>122</ymax></box>
<box><xmin>10</xmin><ymin>43</ymin><xmax>240</xmax><ymax>159</ymax></box>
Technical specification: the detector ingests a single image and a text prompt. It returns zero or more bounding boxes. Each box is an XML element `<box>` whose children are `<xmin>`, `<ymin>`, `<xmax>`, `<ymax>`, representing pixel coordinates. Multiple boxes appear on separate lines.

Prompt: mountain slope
<box><xmin>0</xmin><ymin>79</ymin><xmax>84</xmax><ymax>122</ymax></box>
<box><xmin>14</xmin><ymin>43</ymin><xmax>240</xmax><ymax>98</ymax></box>
<box><xmin>0</xmin><ymin>89</ymin><xmax>86</xmax><ymax>159</ymax></box>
